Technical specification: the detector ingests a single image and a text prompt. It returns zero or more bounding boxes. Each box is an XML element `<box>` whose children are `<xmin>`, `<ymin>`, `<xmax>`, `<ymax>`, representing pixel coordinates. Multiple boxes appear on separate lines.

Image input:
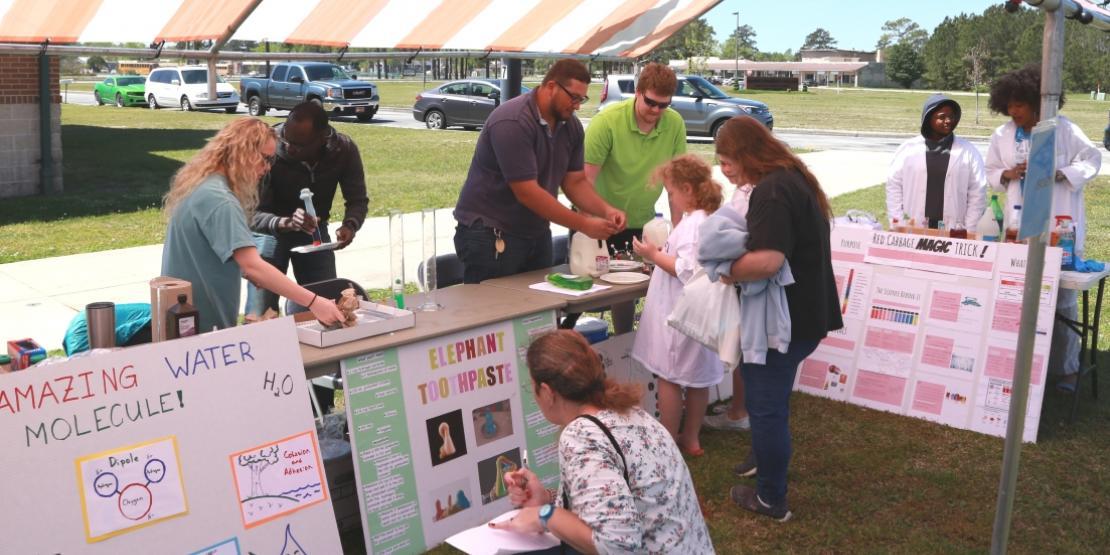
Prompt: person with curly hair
<box><xmin>984</xmin><ymin>64</ymin><xmax>1102</xmax><ymax>392</ymax></box>
<box><xmin>161</xmin><ymin>117</ymin><xmax>343</xmax><ymax>332</ymax></box>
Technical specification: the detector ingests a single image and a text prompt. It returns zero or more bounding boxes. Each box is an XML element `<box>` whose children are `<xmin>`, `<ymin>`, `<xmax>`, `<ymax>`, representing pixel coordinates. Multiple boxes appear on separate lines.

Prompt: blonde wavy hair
<box><xmin>163</xmin><ymin>117</ymin><xmax>276</xmax><ymax>217</ymax></box>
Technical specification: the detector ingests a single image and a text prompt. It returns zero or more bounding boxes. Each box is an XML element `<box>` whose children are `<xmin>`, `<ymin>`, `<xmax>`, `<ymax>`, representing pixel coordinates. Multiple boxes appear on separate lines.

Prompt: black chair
<box><xmin>417</xmin><ymin>253</ymin><xmax>465</xmax><ymax>289</ymax></box>
<box><xmin>284</xmin><ymin>278</ymin><xmax>368</xmax><ymax>315</ymax></box>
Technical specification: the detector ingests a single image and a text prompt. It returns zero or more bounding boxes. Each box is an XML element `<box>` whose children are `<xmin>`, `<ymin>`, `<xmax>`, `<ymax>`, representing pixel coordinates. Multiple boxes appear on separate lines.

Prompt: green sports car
<box><xmin>93</xmin><ymin>76</ymin><xmax>146</xmax><ymax>107</ymax></box>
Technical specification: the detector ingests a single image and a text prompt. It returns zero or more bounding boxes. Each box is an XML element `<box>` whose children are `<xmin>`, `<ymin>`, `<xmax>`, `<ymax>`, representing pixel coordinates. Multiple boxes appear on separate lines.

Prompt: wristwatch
<box><xmin>538</xmin><ymin>503</ymin><xmax>555</xmax><ymax>532</ymax></box>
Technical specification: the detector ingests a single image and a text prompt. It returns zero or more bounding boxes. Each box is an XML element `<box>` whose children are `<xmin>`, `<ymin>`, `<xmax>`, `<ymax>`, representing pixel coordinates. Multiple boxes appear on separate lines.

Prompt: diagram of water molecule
<box><xmin>93</xmin><ymin>458</ymin><xmax>167</xmax><ymax>520</ymax></box>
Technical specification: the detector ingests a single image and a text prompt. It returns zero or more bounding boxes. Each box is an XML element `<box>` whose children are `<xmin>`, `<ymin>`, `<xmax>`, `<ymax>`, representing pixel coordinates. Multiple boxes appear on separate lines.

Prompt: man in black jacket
<box><xmin>246</xmin><ymin>101</ymin><xmax>368</xmax><ymax>318</ymax></box>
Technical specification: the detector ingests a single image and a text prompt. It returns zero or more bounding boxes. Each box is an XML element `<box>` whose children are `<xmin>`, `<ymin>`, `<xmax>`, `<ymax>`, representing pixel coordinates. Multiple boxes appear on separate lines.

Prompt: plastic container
<box><xmin>989</xmin><ymin>194</ymin><xmax>1004</xmax><ymax>235</ymax></box>
<box><xmin>574</xmin><ymin>317</ymin><xmax>610</xmax><ymax>344</ymax></box>
<box><xmin>167</xmin><ymin>294</ymin><xmax>198</xmax><ymax>339</ymax></box>
<box><xmin>976</xmin><ymin>207</ymin><xmax>1000</xmax><ymax>242</ymax></box>
<box><xmin>642</xmin><ymin>213</ymin><xmax>671</xmax><ymax>246</ymax></box>
<box><xmin>1055</xmin><ymin>215</ymin><xmax>1076</xmax><ymax>270</ymax></box>
<box><xmin>569</xmin><ymin>232</ymin><xmax>609</xmax><ymax>277</ymax></box>
<box><xmin>1005</xmin><ymin>204</ymin><xmax>1022</xmax><ymax>243</ymax></box>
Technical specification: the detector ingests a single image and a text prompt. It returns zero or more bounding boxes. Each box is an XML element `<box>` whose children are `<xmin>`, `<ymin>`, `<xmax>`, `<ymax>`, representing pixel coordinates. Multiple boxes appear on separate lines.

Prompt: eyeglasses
<box><xmin>555</xmin><ymin>81</ymin><xmax>588</xmax><ymax>105</ymax></box>
<box><xmin>641</xmin><ymin>95</ymin><xmax>671</xmax><ymax>110</ymax></box>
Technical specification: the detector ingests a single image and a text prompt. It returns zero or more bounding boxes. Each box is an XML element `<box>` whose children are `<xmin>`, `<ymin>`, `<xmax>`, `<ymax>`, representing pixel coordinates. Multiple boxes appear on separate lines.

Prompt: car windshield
<box><xmin>181</xmin><ymin>70</ymin><xmax>226</xmax><ymax>85</ymax></box>
<box><xmin>116</xmin><ymin>77</ymin><xmax>144</xmax><ymax>86</ymax></box>
<box><xmin>683</xmin><ymin>76</ymin><xmax>730</xmax><ymax>99</ymax></box>
<box><xmin>304</xmin><ymin>65</ymin><xmax>353</xmax><ymax>81</ymax></box>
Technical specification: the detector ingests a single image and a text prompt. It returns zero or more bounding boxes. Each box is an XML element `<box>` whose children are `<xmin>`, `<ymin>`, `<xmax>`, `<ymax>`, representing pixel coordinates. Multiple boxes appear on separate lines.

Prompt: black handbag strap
<box><xmin>562</xmin><ymin>414</ymin><xmax>630</xmax><ymax>508</ymax></box>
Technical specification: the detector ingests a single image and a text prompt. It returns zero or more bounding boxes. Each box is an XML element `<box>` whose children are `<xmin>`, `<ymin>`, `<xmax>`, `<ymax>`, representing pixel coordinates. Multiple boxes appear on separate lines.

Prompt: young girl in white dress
<box><xmin>630</xmin><ymin>154</ymin><xmax>725</xmax><ymax>456</ymax></box>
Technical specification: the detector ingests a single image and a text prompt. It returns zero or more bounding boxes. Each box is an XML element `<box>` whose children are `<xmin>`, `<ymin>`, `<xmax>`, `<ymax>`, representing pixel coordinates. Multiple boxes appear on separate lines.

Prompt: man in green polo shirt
<box><xmin>582</xmin><ymin>62</ymin><xmax>686</xmax><ymax>331</ymax></box>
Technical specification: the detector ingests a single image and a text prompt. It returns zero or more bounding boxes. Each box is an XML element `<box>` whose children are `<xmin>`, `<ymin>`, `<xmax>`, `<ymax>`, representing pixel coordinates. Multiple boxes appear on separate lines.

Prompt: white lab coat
<box><xmin>886</xmin><ymin>135</ymin><xmax>988</xmax><ymax>230</ymax></box>
<box><xmin>985</xmin><ymin>116</ymin><xmax>1102</xmax><ymax>255</ymax></box>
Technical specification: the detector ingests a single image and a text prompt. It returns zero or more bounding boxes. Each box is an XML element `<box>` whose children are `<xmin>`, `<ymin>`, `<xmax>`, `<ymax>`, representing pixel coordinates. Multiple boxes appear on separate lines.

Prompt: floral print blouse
<box><xmin>556</xmin><ymin>407</ymin><xmax>714</xmax><ymax>554</ymax></box>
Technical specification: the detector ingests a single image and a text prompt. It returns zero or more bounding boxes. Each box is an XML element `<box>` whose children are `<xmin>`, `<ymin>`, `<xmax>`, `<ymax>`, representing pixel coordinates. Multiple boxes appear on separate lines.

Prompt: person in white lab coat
<box><xmin>887</xmin><ymin>94</ymin><xmax>987</xmax><ymax>231</ymax></box>
<box><xmin>984</xmin><ymin>64</ymin><xmax>1103</xmax><ymax>391</ymax></box>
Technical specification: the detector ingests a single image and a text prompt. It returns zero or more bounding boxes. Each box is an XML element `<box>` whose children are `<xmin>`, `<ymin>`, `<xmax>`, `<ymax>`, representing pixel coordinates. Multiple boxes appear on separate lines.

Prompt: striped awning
<box><xmin>0</xmin><ymin>0</ymin><xmax>721</xmax><ymax>59</ymax></box>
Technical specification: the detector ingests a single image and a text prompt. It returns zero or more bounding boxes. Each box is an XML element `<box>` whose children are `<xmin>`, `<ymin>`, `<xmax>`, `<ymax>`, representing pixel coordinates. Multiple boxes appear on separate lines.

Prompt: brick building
<box><xmin>0</xmin><ymin>54</ymin><xmax>62</xmax><ymax>198</ymax></box>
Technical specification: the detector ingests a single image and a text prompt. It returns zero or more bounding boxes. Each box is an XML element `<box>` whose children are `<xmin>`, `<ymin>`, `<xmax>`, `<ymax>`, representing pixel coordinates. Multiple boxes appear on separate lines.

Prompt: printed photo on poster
<box><xmin>426</xmin><ymin>409</ymin><xmax>468</xmax><ymax>466</ymax></box>
<box><xmin>477</xmin><ymin>448</ymin><xmax>522</xmax><ymax>505</ymax></box>
<box><xmin>795</xmin><ymin>353</ymin><xmax>853</xmax><ymax>401</ymax></box>
<box><xmin>915</xmin><ymin>329</ymin><xmax>980</xmax><ymax>378</ymax></box>
<box><xmin>906</xmin><ymin>377</ymin><xmax>973</xmax><ymax>428</ymax></box>
<box><xmin>925</xmin><ymin>284</ymin><xmax>989</xmax><ymax>332</ymax></box>
<box><xmin>229</xmin><ymin>430</ymin><xmax>328</xmax><ymax>529</ymax></box>
<box><xmin>76</xmin><ymin>435</ymin><xmax>189</xmax><ymax>542</ymax></box>
<box><xmin>472</xmin><ymin>400</ymin><xmax>514</xmax><ymax>447</ymax></box>
<box><xmin>428</xmin><ymin>478</ymin><xmax>474</xmax><ymax>522</ymax></box>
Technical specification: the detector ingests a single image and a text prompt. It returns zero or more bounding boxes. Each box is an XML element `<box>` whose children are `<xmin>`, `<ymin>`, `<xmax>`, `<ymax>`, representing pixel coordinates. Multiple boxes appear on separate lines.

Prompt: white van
<box><xmin>145</xmin><ymin>66</ymin><xmax>240</xmax><ymax>113</ymax></box>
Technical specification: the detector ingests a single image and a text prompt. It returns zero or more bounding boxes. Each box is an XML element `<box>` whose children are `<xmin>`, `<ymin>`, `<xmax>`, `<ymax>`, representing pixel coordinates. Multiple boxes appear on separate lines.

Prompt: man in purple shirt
<box><xmin>453</xmin><ymin>59</ymin><xmax>626</xmax><ymax>284</ymax></box>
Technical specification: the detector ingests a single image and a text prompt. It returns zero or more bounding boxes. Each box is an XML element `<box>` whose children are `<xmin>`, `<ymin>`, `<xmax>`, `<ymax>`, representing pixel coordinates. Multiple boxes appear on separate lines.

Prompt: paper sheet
<box><xmin>528</xmin><ymin>281</ymin><xmax>612</xmax><ymax>297</ymax></box>
<box><xmin>445</xmin><ymin>509</ymin><xmax>560</xmax><ymax>555</ymax></box>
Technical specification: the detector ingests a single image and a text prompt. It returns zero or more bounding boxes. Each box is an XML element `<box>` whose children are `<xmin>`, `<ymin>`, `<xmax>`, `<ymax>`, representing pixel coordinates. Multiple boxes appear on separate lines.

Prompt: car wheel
<box><xmin>711</xmin><ymin>118</ymin><xmax>729</xmax><ymax>140</ymax></box>
<box><xmin>248</xmin><ymin>96</ymin><xmax>266</xmax><ymax>117</ymax></box>
<box><xmin>425</xmin><ymin>109</ymin><xmax>445</xmax><ymax>130</ymax></box>
<box><xmin>181</xmin><ymin>96</ymin><xmax>194</xmax><ymax>111</ymax></box>
<box><xmin>148</xmin><ymin>95</ymin><xmax>159</xmax><ymax>109</ymax></box>
<box><xmin>94</xmin><ymin>91</ymin><xmax>103</xmax><ymax>105</ymax></box>
<box><xmin>355</xmin><ymin>112</ymin><xmax>373</xmax><ymax>122</ymax></box>
<box><xmin>116</xmin><ymin>93</ymin><xmax>124</xmax><ymax>108</ymax></box>
<box><xmin>225</xmin><ymin>106</ymin><xmax>238</xmax><ymax>114</ymax></box>
<box><xmin>309</xmin><ymin>97</ymin><xmax>323</xmax><ymax>109</ymax></box>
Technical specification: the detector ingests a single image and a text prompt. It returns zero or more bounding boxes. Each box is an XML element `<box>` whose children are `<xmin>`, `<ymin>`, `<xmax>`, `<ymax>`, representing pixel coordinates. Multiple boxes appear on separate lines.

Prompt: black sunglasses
<box><xmin>641</xmin><ymin>95</ymin><xmax>671</xmax><ymax>110</ymax></box>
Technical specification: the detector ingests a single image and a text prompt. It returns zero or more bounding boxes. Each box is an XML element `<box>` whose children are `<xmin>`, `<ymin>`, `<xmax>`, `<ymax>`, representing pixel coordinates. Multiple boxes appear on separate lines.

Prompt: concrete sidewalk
<box><xmin>1</xmin><ymin>149</ymin><xmax>892</xmax><ymax>351</ymax></box>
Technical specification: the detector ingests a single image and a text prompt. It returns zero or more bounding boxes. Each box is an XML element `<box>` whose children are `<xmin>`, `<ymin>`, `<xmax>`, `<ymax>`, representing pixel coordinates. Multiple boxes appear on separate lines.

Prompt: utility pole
<box><xmin>732</xmin><ymin>10</ymin><xmax>740</xmax><ymax>86</ymax></box>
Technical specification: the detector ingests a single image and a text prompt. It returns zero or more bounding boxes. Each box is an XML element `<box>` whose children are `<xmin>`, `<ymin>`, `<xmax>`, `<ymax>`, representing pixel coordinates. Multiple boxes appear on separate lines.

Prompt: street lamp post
<box><xmin>732</xmin><ymin>11</ymin><xmax>739</xmax><ymax>87</ymax></box>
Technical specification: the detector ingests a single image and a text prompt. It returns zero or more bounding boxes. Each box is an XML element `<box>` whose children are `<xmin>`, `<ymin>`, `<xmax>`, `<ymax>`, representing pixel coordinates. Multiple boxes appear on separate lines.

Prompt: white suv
<box><xmin>146</xmin><ymin>66</ymin><xmax>240</xmax><ymax>113</ymax></box>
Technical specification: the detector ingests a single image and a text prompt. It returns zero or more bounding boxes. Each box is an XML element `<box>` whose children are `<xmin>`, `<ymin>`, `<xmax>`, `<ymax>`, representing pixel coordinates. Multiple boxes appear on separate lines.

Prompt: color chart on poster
<box><xmin>341</xmin><ymin>310</ymin><xmax>560</xmax><ymax>554</ymax></box>
<box><xmin>796</xmin><ymin>227</ymin><xmax>1061</xmax><ymax>442</ymax></box>
<box><xmin>0</xmin><ymin>318</ymin><xmax>342</xmax><ymax>554</ymax></box>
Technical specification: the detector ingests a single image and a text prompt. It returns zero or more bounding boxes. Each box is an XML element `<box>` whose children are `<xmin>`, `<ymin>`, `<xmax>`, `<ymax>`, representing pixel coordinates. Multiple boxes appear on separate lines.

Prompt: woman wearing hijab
<box><xmin>886</xmin><ymin>94</ymin><xmax>987</xmax><ymax>231</ymax></box>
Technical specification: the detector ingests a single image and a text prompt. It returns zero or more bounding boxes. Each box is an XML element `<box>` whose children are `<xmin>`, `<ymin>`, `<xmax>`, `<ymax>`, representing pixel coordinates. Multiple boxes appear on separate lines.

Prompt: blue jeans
<box><xmin>454</xmin><ymin>221</ymin><xmax>552</xmax><ymax>284</ymax></box>
<box><xmin>741</xmin><ymin>339</ymin><xmax>820</xmax><ymax>505</ymax></box>
<box><xmin>244</xmin><ymin>227</ymin><xmax>336</xmax><ymax>316</ymax></box>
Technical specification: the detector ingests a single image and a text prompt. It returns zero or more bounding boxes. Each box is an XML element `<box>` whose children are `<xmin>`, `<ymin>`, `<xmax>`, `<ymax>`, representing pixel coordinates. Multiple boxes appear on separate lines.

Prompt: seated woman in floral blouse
<box><xmin>490</xmin><ymin>330</ymin><xmax>713</xmax><ymax>554</ymax></box>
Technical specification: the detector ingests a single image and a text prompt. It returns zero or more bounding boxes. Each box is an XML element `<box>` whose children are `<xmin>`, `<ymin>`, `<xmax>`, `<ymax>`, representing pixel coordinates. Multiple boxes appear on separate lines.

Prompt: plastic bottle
<box><xmin>1005</xmin><ymin>204</ymin><xmax>1022</xmax><ymax>243</ymax></box>
<box><xmin>167</xmin><ymin>294</ymin><xmax>199</xmax><ymax>339</ymax></box>
<box><xmin>642</xmin><ymin>213</ymin><xmax>671</xmax><ymax>246</ymax></box>
<box><xmin>1055</xmin><ymin>215</ymin><xmax>1076</xmax><ymax>270</ymax></box>
<box><xmin>392</xmin><ymin>278</ymin><xmax>405</xmax><ymax>309</ymax></box>
<box><xmin>976</xmin><ymin>208</ymin><xmax>1000</xmax><ymax>242</ymax></box>
<box><xmin>989</xmin><ymin>194</ymin><xmax>1004</xmax><ymax>235</ymax></box>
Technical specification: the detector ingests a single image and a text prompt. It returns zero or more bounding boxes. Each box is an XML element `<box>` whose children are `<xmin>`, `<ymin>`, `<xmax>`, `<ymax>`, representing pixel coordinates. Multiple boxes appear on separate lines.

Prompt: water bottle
<box><xmin>976</xmin><ymin>208</ymin><xmax>1000</xmax><ymax>242</ymax></box>
<box><xmin>1055</xmin><ymin>216</ymin><xmax>1076</xmax><ymax>270</ymax></box>
<box><xmin>1005</xmin><ymin>204</ymin><xmax>1022</xmax><ymax>243</ymax></box>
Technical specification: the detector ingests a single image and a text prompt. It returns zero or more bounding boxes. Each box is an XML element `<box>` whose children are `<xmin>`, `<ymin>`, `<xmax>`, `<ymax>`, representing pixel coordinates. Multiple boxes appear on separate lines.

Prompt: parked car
<box><xmin>239</xmin><ymin>62</ymin><xmax>379</xmax><ymax>121</ymax></box>
<box><xmin>598</xmin><ymin>74</ymin><xmax>772</xmax><ymax>138</ymax></box>
<box><xmin>412</xmin><ymin>79</ymin><xmax>530</xmax><ymax>130</ymax></box>
<box><xmin>145</xmin><ymin>66</ymin><xmax>239</xmax><ymax>113</ymax></box>
<box><xmin>93</xmin><ymin>76</ymin><xmax>145</xmax><ymax>107</ymax></box>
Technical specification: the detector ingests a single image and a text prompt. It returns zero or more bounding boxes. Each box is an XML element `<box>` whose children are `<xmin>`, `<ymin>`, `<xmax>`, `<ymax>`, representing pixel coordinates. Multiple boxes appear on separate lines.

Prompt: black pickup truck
<box><xmin>239</xmin><ymin>62</ymin><xmax>379</xmax><ymax>121</ymax></box>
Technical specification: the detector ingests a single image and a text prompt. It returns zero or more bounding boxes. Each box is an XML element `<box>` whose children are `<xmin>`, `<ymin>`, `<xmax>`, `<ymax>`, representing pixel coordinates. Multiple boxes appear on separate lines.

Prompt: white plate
<box><xmin>291</xmin><ymin>242</ymin><xmax>341</xmax><ymax>254</ymax></box>
<box><xmin>607</xmin><ymin>260</ymin><xmax>643</xmax><ymax>272</ymax></box>
<box><xmin>599</xmin><ymin>272</ymin><xmax>650</xmax><ymax>285</ymax></box>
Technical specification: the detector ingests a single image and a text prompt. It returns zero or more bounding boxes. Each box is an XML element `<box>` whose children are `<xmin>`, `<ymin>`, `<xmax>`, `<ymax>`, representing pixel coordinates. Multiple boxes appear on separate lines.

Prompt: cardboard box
<box><xmin>295</xmin><ymin>301</ymin><xmax>415</xmax><ymax>347</ymax></box>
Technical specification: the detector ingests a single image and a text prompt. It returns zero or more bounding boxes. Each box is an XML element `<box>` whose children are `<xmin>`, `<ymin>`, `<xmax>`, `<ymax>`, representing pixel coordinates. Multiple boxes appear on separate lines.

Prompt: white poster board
<box><xmin>796</xmin><ymin>227</ymin><xmax>1061</xmax><ymax>442</ymax></box>
<box><xmin>0</xmin><ymin>318</ymin><xmax>342</xmax><ymax>553</ymax></box>
<box><xmin>341</xmin><ymin>310</ymin><xmax>560</xmax><ymax>554</ymax></box>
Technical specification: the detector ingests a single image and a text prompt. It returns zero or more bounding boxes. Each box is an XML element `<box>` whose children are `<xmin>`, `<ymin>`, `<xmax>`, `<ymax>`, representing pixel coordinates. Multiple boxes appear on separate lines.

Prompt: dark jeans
<box><xmin>245</xmin><ymin>227</ymin><xmax>336</xmax><ymax>316</ymax></box>
<box><xmin>741</xmin><ymin>339</ymin><xmax>820</xmax><ymax>505</ymax></box>
<box><xmin>454</xmin><ymin>221</ymin><xmax>552</xmax><ymax>284</ymax></box>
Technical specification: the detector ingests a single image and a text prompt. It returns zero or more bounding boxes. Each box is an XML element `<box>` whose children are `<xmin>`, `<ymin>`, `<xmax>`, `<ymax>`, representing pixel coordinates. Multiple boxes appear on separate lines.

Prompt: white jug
<box><xmin>643</xmin><ymin>213</ymin><xmax>671</xmax><ymax>247</ymax></box>
<box><xmin>569</xmin><ymin>232</ymin><xmax>610</xmax><ymax>277</ymax></box>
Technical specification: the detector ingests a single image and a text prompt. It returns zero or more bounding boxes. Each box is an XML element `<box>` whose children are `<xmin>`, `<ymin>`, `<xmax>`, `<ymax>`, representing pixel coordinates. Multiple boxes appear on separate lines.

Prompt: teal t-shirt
<box><xmin>585</xmin><ymin>98</ymin><xmax>686</xmax><ymax>228</ymax></box>
<box><xmin>161</xmin><ymin>175</ymin><xmax>256</xmax><ymax>332</ymax></box>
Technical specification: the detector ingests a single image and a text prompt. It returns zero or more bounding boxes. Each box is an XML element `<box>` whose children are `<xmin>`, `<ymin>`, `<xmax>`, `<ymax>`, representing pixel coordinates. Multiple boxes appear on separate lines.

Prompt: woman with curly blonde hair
<box><xmin>161</xmin><ymin>117</ymin><xmax>342</xmax><ymax>331</ymax></box>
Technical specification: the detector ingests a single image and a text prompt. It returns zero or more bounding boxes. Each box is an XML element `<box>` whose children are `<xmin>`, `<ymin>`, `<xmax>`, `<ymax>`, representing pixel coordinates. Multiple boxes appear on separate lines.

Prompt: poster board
<box><xmin>0</xmin><ymin>318</ymin><xmax>342</xmax><ymax>553</ymax></box>
<box><xmin>796</xmin><ymin>227</ymin><xmax>1061</xmax><ymax>442</ymax></box>
<box><xmin>341</xmin><ymin>310</ymin><xmax>560</xmax><ymax>554</ymax></box>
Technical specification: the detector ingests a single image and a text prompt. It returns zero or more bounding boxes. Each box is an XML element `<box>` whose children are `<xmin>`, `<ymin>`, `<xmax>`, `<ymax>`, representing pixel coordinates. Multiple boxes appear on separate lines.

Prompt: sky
<box><xmin>702</xmin><ymin>0</ymin><xmax>1001</xmax><ymax>54</ymax></box>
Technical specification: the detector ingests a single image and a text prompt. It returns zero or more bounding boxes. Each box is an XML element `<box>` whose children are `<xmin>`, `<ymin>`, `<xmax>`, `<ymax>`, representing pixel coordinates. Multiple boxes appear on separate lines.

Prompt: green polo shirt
<box><xmin>585</xmin><ymin>98</ymin><xmax>686</xmax><ymax>228</ymax></box>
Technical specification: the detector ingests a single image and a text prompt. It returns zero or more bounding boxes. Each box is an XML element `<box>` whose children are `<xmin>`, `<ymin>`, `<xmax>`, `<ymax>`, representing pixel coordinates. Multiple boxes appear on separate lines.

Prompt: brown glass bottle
<box><xmin>167</xmin><ymin>294</ymin><xmax>199</xmax><ymax>339</ymax></box>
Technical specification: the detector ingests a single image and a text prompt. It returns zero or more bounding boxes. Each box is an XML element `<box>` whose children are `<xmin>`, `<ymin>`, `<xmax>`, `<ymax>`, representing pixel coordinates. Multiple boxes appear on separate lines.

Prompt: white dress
<box><xmin>631</xmin><ymin>209</ymin><xmax>725</xmax><ymax>387</ymax></box>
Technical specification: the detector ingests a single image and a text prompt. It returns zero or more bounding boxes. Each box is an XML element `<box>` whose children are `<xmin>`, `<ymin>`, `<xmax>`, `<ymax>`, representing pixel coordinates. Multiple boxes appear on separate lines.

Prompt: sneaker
<box><xmin>704</xmin><ymin>413</ymin><xmax>751</xmax><ymax>431</ymax></box>
<box><xmin>730</xmin><ymin>484</ymin><xmax>792</xmax><ymax>522</ymax></box>
<box><xmin>732</xmin><ymin>453</ymin><xmax>757</xmax><ymax>478</ymax></box>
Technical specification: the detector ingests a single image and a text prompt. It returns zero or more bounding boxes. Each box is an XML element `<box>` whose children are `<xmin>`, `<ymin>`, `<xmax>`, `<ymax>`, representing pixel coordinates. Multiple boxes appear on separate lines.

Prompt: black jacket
<box><xmin>251</xmin><ymin>123</ymin><xmax>368</xmax><ymax>234</ymax></box>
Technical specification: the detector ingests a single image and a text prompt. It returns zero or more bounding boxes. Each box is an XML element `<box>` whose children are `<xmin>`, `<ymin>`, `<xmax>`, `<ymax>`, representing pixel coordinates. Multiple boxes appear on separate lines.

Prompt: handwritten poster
<box><xmin>0</xmin><ymin>318</ymin><xmax>342</xmax><ymax>554</ymax></box>
<box><xmin>797</xmin><ymin>228</ymin><xmax>1061</xmax><ymax>442</ymax></box>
